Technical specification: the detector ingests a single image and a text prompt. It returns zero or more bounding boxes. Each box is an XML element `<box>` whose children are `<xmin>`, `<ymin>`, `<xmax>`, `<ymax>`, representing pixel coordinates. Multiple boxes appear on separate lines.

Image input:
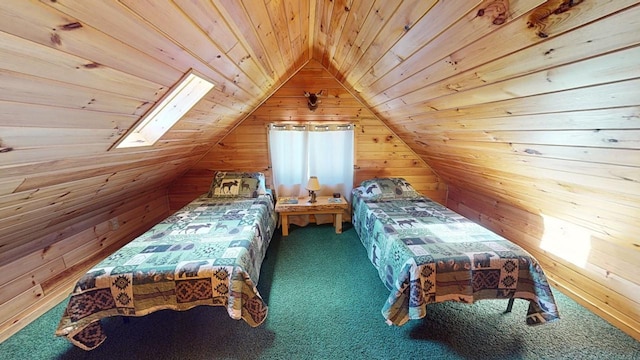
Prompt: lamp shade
<box><xmin>306</xmin><ymin>176</ymin><xmax>321</xmax><ymax>191</ymax></box>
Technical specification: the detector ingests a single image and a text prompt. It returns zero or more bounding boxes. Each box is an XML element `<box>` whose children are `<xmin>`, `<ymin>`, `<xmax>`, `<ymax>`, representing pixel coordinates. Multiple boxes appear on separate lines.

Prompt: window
<box><xmin>114</xmin><ymin>70</ymin><xmax>214</xmax><ymax>149</ymax></box>
<box><xmin>268</xmin><ymin>123</ymin><xmax>354</xmax><ymax>200</ymax></box>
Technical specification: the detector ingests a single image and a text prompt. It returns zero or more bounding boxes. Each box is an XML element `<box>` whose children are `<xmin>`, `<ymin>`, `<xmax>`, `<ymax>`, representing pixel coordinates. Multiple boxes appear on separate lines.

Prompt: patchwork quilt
<box><xmin>351</xmin><ymin>189</ymin><xmax>560</xmax><ymax>327</ymax></box>
<box><xmin>55</xmin><ymin>194</ymin><xmax>276</xmax><ymax>350</ymax></box>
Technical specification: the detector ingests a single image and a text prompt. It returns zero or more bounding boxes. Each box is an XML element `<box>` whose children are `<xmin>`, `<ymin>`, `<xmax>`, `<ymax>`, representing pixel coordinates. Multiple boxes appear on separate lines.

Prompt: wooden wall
<box><xmin>0</xmin><ymin>189</ymin><xmax>169</xmax><ymax>342</ymax></box>
<box><xmin>1</xmin><ymin>0</ymin><xmax>638</xmax><ymax>344</ymax></box>
<box><xmin>446</xmin><ymin>186</ymin><xmax>640</xmax><ymax>339</ymax></box>
<box><xmin>358</xmin><ymin>0</ymin><xmax>640</xmax><ymax>341</ymax></box>
<box><xmin>169</xmin><ymin>60</ymin><xmax>446</xmax><ymax>210</ymax></box>
<box><xmin>0</xmin><ymin>0</ymin><xmax>301</xmax><ymax>341</ymax></box>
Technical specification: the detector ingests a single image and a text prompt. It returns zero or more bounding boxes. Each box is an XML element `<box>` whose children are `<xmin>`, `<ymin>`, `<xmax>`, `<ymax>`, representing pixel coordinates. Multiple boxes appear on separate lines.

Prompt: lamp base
<box><xmin>308</xmin><ymin>191</ymin><xmax>317</xmax><ymax>203</ymax></box>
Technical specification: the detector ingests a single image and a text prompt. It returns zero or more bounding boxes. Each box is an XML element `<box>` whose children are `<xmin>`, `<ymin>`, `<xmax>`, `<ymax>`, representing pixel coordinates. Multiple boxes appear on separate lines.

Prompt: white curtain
<box><xmin>308</xmin><ymin>126</ymin><xmax>354</xmax><ymax>199</ymax></box>
<box><xmin>269</xmin><ymin>125</ymin><xmax>309</xmax><ymax>197</ymax></box>
<box><xmin>269</xmin><ymin>123</ymin><xmax>354</xmax><ymax>226</ymax></box>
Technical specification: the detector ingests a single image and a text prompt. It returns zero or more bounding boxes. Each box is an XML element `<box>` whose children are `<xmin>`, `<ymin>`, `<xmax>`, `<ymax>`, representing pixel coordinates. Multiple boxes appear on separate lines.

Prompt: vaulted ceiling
<box><xmin>3</xmin><ymin>0</ymin><xmax>638</xmax><ymax>194</ymax></box>
<box><xmin>1</xmin><ymin>0</ymin><xmax>640</xmax><ymax>341</ymax></box>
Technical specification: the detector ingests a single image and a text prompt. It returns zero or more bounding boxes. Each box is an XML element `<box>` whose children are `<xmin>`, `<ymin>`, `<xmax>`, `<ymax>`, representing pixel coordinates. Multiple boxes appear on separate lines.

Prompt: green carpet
<box><xmin>1</xmin><ymin>224</ymin><xmax>639</xmax><ymax>359</ymax></box>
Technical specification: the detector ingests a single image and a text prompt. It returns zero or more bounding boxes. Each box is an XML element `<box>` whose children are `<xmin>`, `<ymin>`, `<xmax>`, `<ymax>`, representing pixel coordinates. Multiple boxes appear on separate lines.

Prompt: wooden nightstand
<box><xmin>275</xmin><ymin>195</ymin><xmax>349</xmax><ymax>236</ymax></box>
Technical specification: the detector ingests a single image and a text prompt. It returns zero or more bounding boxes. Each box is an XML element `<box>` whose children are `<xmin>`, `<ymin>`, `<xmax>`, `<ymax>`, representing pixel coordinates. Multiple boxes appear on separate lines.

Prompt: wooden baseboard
<box><xmin>549</xmin><ymin>276</ymin><xmax>640</xmax><ymax>342</ymax></box>
<box><xmin>0</xmin><ymin>274</ymin><xmax>75</xmax><ymax>343</ymax></box>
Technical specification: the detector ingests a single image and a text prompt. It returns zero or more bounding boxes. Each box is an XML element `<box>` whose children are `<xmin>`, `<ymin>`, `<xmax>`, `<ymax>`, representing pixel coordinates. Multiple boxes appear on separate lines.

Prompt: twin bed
<box><xmin>351</xmin><ymin>178</ymin><xmax>559</xmax><ymax>327</ymax></box>
<box><xmin>56</xmin><ymin>173</ymin><xmax>559</xmax><ymax>350</ymax></box>
<box><xmin>55</xmin><ymin>172</ymin><xmax>276</xmax><ymax>350</ymax></box>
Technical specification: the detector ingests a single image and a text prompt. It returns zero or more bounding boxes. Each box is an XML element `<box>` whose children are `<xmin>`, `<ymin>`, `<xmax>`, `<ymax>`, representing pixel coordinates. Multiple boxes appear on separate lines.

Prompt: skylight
<box><xmin>115</xmin><ymin>70</ymin><xmax>214</xmax><ymax>148</ymax></box>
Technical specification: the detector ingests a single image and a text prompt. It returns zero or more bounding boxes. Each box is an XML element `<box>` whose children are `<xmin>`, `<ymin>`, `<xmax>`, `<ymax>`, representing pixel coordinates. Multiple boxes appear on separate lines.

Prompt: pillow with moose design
<box><xmin>358</xmin><ymin>177</ymin><xmax>420</xmax><ymax>200</ymax></box>
<box><xmin>207</xmin><ymin>171</ymin><xmax>267</xmax><ymax>198</ymax></box>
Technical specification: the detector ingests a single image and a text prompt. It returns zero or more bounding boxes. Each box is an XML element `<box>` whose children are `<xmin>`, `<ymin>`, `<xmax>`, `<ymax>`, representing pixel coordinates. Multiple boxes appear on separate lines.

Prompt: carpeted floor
<box><xmin>1</xmin><ymin>224</ymin><xmax>639</xmax><ymax>359</ymax></box>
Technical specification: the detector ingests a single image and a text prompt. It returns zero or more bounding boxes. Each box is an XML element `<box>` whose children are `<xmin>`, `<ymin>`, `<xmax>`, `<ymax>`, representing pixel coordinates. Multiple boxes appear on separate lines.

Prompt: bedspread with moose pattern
<box><xmin>351</xmin><ymin>189</ymin><xmax>559</xmax><ymax>327</ymax></box>
<box><xmin>56</xmin><ymin>194</ymin><xmax>276</xmax><ymax>350</ymax></box>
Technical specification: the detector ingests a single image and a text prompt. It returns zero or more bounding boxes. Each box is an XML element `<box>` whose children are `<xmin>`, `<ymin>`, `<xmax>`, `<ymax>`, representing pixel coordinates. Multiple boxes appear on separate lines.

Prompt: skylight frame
<box><xmin>113</xmin><ymin>69</ymin><xmax>215</xmax><ymax>149</ymax></box>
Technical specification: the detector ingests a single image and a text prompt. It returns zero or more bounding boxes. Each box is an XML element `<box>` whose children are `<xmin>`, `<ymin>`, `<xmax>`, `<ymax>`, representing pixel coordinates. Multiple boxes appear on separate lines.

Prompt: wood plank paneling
<box><xmin>342</xmin><ymin>0</ymin><xmax>640</xmax><ymax>341</ymax></box>
<box><xmin>447</xmin><ymin>185</ymin><xmax>640</xmax><ymax>335</ymax></box>
<box><xmin>0</xmin><ymin>0</ymin><xmax>638</xmax><ymax>343</ymax></box>
<box><xmin>168</xmin><ymin>60</ymin><xmax>446</xmax><ymax>210</ymax></box>
<box><xmin>0</xmin><ymin>191</ymin><xmax>169</xmax><ymax>341</ymax></box>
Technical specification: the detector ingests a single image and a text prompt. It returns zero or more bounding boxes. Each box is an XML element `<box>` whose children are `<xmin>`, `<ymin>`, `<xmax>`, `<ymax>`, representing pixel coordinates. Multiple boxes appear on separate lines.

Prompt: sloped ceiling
<box><xmin>2</xmin><ymin>0</ymin><xmax>640</xmax><ymax>337</ymax></box>
<box><xmin>0</xmin><ymin>0</ymin><xmax>633</xmax><ymax>237</ymax></box>
<box><xmin>1</xmin><ymin>1</ymin><xmax>638</xmax><ymax>239</ymax></box>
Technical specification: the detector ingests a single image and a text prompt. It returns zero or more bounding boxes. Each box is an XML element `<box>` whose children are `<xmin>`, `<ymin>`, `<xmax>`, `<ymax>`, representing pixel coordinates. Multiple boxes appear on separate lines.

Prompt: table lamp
<box><xmin>306</xmin><ymin>176</ymin><xmax>321</xmax><ymax>203</ymax></box>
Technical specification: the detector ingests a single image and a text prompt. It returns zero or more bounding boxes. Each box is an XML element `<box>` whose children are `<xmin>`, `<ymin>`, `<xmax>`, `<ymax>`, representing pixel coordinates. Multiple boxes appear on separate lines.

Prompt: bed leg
<box><xmin>505</xmin><ymin>298</ymin><xmax>515</xmax><ymax>313</ymax></box>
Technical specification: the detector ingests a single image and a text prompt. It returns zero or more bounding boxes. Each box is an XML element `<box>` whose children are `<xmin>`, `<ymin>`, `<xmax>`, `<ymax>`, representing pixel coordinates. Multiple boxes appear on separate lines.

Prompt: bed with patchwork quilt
<box><xmin>351</xmin><ymin>178</ymin><xmax>560</xmax><ymax>327</ymax></box>
<box><xmin>55</xmin><ymin>172</ymin><xmax>277</xmax><ymax>350</ymax></box>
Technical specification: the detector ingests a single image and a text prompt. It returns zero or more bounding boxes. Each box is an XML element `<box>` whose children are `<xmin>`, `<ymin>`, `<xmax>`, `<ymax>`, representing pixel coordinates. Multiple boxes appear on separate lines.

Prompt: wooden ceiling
<box><xmin>1</xmin><ymin>0</ymin><xmax>640</xmax><ymax>341</ymax></box>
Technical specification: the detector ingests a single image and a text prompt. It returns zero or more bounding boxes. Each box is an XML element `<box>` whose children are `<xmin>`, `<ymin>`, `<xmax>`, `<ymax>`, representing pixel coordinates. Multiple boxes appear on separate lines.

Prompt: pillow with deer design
<box><xmin>358</xmin><ymin>177</ymin><xmax>420</xmax><ymax>199</ymax></box>
<box><xmin>207</xmin><ymin>171</ymin><xmax>266</xmax><ymax>198</ymax></box>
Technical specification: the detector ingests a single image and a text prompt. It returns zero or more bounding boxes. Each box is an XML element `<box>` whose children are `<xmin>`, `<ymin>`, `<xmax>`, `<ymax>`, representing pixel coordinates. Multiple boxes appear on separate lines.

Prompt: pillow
<box><xmin>207</xmin><ymin>171</ymin><xmax>267</xmax><ymax>198</ymax></box>
<box><xmin>358</xmin><ymin>177</ymin><xmax>420</xmax><ymax>199</ymax></box>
